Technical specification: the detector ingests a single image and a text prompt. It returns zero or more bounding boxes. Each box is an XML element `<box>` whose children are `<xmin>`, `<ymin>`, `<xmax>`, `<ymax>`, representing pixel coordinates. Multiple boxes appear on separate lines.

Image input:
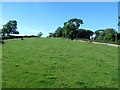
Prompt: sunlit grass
<box><xmin>2</xmin><ymin>38</ymin><xmax>118</xmax><ymax>88</ymax></box>
<box><xmin>0</xmin><ymin>44</ymin><xmax>2</xmax><ymax>89</ymax></box>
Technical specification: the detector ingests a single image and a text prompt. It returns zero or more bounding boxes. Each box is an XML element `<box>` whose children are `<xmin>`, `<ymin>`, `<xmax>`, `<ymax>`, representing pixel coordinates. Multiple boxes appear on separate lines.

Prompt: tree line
<box><xmin>49</xmin><ymin>18</ymin><xmax>94</xmax><ymax>40</ymax></box>
<box><xmin>94</xmin><ymin>28</ymin><xmax>118</xmax><ymax>42</ymax></box>
<box><xmin>49</xmin><ymin>18</ymin><xmax>120</xmax><ymax>42</ymax></box>
<box><xmin>0</xmin><ymin>20</ymin><xmax>43</xmax><ymax>37</ymax></box>
<box><xmin>1</xmin><ymin>18</ymin><xmax>120</xmax><ymax>43</ymax></box>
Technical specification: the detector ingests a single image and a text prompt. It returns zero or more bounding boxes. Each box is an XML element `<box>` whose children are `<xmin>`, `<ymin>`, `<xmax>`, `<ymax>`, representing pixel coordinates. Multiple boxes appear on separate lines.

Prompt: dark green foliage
<box><xmin>12</xmin><ymin>30</ymin><xmax>19</xmax><ymax>34</ymax></box>
<box><xmin>117</xmin><ymin>33</ymin><xmax>120</xmax><ymax>44</ymax></box>
<box><xmin>76</xmin><ymin>29</ymin><xmax>94</xmax><ymax>39</ymax></box>
<box><xmin>49</xmin><ymin>18</ymin><xmax>88</xmax><ymax>40</ymax></box>
<box><xmin>37</xmin><ymin>32</ymin><xmax>43</xmax><ymax>37</ymax></box>
<box><xmin>55</xmin><ymin>27</ymin><xmax>63</xmax><ymax>37</ymax></box>
<box><xmin>1</xmin><ymin>20</ymin><xmax>19</xmax><ymax>36</ymax></box>
<box><xmin>117</xmin><ymin>33</ymin><xmax>120</xmax><ymax>40</ymax></box>
<box><xmin>49</xmin><ymin>33</ymin><xmax>56</xmax><ymax>37</ymax></box>
<box><xmin>62</xmin><ymin>18</ymin><xmax>83</xmax><ymax>40</ymax></box>
<box><xmin>94</xmin><ymin>29</ymin><xmax>104</xmax><ymax>39</ymax></box>
<box><xmin>49</xmin><ymin>17</ymin><xmax>118</xmax><ymax>42</ymax></box>
<box><xmin>95</xmin><ymin>28</ymin><xmax>117</xmax><ymax>42</ymax></box>
<box><xmin>49</xmin><ymin>18</ymin><xmax>93</xmax><ymax>40</ymax></box>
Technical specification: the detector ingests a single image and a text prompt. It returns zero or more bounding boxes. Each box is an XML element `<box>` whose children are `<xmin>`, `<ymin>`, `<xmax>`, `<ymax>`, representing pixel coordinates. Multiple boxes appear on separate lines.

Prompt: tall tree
<box><xmin>63</xmin><ymin>18</ymin><xmax>83</xmax><ymax>40</ymax></box>
<box><xmin>48</xmin><ymin>18</ymin><xmax>84</xmax><ymax>39</ymax></box>
<box><xmin>2</xmin><ymin>20</ymin><xmax>19</xmax><ymax>36</ymax></box>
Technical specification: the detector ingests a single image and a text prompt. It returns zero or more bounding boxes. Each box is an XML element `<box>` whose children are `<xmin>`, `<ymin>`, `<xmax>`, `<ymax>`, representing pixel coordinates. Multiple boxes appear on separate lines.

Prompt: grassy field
<box><xmin>0</xmin><ymin>44</ymin><xmax>2</xmax><ymax>89</ymax></box>
<box><xmin>2</xmin><ymin>38</ymin><xmax>118</xmax><ymax>88</ymax></box>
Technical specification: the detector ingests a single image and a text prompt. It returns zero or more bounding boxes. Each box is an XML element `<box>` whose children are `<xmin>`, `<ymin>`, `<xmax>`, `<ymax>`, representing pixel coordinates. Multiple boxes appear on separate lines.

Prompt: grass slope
<box><xmin>0</xmin><ymin>44</ymin><xmax>2</xmax><ymax>89</ymax></box>
<box><xmin>2</xmin><ymin>38</ymin><xmax>118</xmax><ymax>88</ymax></box>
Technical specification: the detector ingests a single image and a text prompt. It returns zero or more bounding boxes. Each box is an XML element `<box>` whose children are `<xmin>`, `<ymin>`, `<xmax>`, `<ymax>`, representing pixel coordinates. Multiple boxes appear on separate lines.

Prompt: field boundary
<box><xmin>77</xmin><ymin>40</ymin><xmax>119</xmax><ymax>47</ymax></box>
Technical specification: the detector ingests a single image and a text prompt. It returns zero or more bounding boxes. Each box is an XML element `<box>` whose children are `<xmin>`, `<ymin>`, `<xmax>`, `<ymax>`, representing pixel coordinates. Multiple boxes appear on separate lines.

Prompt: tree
<box><xmin>37</xmin><ymin>32</ymin><xmax>43</xmax><ymax>37</ymax></box>
<box><xmin>48</xmin><ymin>32</ymin><xmax>55</xmax><ymax>37</ymax></box>
<box><xmin>62</xmin><ymin>18</ymin><xmax>83</xmax><ymax>40</ymax></box>
<box><xmin>55</xmin><ymin>27</ymin><xmax>63</xmax><ymax>37</ymax></box>
<box><xmin>1</xmin><ymin>20</ymin><xmax>19</xmax><ymax>36</ymax></box>
<box><xmin>94</xmin><ymin>29</ymin><xmax>104</xmax><ymax>40</ymax></box>
<box><xmin>97</xmin><ymin>28</ymin><xmax>117</xmax><ymax>41</ymax></box>
<box><xmin>117</xmin><ymin>33</ymin><xmax>120</xmax><ymax>40</ymax></box>
<box><xmin>48</xmin><ymin>18</ymin><xmax>84</xmax><ymax>40</ymax></box>
<box><xmin>86</xmin><ymin>30</ymin><xmax>94</xmax><ymax>39</ymax></box>
<box><xmin>76</xmin><ymin>29</ymin><xmax>94</xmax><ymax>39</ymax></box>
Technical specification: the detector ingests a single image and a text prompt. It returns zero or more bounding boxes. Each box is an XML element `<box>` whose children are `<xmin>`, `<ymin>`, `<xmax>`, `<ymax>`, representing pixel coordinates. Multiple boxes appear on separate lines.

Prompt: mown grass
<box><xmin>2</xmin><ymin>38</ymin><xmax>118</xmax><ymax>88</ymax></box>
<box><xmin>0</xmin><ymin>44</ymin><xmax>2</xmax><ymax>89</ymax></box>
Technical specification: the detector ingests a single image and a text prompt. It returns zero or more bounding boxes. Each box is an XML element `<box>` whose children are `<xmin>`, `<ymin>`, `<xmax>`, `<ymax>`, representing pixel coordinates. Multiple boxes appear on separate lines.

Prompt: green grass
<box><xmin>2</xmin><ymin>38</ymin><xmax>118</xmax><ymax>88</ymax></box>
<box><xmin>0</xmin><ymin>44</ymin><xmax>2</xmax><ymax>89</ymax></box>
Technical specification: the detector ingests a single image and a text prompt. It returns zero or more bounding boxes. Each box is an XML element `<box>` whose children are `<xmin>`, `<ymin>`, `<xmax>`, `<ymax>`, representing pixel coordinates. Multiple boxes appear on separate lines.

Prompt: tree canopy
<box><xmin>76</xmin><ymin>29</ymin><xmax>94</xmax><ymax>39</ymax></box>
<box><xmin>37</xmin><ymin>32</ymin><xmax>43</xmax><ymax>37</ymax></box>
<box><xmin>95</xmin><ymin>28</ymin><xmax>117</xmax><ymax>41</ymax></box>
<box><xmin>1</xmin><ymin>20</ymin><xmax>19</xmax><ymax>36</ymax></box>
<box><xmin>63</xmin><ymin>18</ymin><xmax>83</xmax><ymax>40</ymax></box>
<box><xmin>49</xmin><ymin>18</ymin><xmax>94</xmax><ymax>40</ymax></box>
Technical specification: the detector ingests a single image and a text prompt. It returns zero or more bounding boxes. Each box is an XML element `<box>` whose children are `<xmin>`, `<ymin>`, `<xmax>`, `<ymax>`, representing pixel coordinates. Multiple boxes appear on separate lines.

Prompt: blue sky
<box><xmin>1</xmin><ymin>2</ymin><xmax>118</xmax><ymax>37</ymax></box>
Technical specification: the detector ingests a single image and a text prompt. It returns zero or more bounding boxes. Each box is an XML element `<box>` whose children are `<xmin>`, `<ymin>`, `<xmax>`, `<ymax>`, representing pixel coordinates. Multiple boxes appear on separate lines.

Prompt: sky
<box><xmin>1</xmin><ymin>2</ymin><xmax>118</xmax><ymax>37</ymax></box>
<box><xmin>118</xmin><ymin>1</ymin><xmax>120</xmax><ymax>32</ymax></box>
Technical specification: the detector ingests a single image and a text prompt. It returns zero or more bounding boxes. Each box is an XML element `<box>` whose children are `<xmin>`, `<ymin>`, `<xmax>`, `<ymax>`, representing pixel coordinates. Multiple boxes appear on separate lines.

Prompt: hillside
<box><xmin>2</xmin><ymin>38</ymin><xmax>118</xmax><ymax>88</ymax></box>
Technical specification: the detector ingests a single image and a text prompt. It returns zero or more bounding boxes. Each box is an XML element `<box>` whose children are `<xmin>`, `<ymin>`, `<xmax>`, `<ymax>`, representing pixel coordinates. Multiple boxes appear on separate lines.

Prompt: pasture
<box><xmin>2</xmin><ymin>38</ymin><xmax>118</xmax><ymax>88</ymax></box>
